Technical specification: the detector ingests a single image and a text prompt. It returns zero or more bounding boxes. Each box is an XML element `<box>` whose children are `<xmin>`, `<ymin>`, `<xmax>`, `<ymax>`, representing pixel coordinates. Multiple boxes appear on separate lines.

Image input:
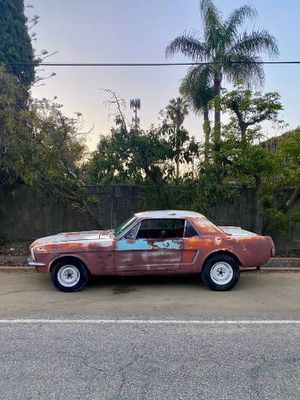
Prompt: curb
<box><xmin>261</xmin><ymin>257</ymin><xmax>300</xmax><ymax>269</ymax></box>
<box><xmin>0</xmin><ymin>266</ymin><xmax>34</xmax><ymax>272</ymax></box>
<box><xmin>260</xmin><ymin>268</ymin><xmax>300</xmax><ymax>273</ymax></box>
<box><xmin>259</xmin><ymin>257</ymin><xmax>300</xmax><ymax>272</ymax></box>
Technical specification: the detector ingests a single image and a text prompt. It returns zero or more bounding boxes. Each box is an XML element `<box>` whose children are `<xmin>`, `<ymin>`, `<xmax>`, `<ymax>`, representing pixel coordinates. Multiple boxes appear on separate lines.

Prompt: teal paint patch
<box><xmin>116</xmin><ymin>239</ymin><xmax>182</xmax><ymax>251</ymax></box>
<box><xmin>153</xmin><ymin>240</ymin><xmax>181</xmax><ymax>250</ymax></box>
<box><xmin>116</xmin><ymin>239</ymin><xmax>151</xmax><ymax>251</ymax></box>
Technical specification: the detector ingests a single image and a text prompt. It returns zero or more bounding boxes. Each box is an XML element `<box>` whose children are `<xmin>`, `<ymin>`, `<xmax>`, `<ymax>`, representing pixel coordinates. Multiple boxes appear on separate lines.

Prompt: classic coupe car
<box><xmin>28</xmin><ymin>210</ymin><xmax>275</xmax><ymax>292</ymax></box>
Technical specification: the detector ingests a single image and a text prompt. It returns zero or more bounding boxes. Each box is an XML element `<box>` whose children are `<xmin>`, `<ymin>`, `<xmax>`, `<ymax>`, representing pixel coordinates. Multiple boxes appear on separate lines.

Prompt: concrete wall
<box><xmin>0</xmin><ymin>185</ymin><xmax>299</xmax><ymax>253</ymax></box>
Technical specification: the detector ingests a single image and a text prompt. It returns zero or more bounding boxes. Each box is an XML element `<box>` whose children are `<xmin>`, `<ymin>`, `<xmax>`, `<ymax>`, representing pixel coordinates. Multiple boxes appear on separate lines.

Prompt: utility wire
<box><xmin>6</xmin><ymin>61</ymin><xmax>300</xmax><ymax>67</ymax></box>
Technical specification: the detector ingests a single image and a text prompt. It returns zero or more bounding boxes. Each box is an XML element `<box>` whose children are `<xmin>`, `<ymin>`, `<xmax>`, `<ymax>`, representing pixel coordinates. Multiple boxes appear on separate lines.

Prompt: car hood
<box><xmin>31</xmin><ymin>230</ymin><xmax>113</xmax><ymax>247</ymax></box>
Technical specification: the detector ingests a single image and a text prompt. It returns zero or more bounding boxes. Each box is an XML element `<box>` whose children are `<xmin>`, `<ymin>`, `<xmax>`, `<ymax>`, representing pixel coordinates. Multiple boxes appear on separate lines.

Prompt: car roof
<box><xmin>134</xmin><ymin>210</ymin><xmax>205</xmax><ymax>219</ymax></box>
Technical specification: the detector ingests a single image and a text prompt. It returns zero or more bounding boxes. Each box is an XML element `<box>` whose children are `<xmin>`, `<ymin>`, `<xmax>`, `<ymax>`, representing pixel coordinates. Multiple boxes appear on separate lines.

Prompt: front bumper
<box><xmin>27</xmin><ymin>257</ymin><xmax>46</xmax><ymax>267</ymax></box>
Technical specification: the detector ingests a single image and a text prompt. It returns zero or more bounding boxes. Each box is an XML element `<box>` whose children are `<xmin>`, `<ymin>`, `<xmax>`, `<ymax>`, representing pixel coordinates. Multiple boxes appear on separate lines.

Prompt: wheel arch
<box><xmin>202</xmin><ymin>250</ymin><xmax>241</xmax><ymax>269</ymax></box>
<box><xmin>49</xmin><ymin>255</ymin><xmax>90</xmax><ymax>275</ymax></box>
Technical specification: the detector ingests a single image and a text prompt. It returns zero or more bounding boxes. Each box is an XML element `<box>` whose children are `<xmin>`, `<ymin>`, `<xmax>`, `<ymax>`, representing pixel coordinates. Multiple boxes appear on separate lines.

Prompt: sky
<box><xmin>28</xmin><ymin>0</ymin><xmax>300</xmax><ymax>151</ymax></box>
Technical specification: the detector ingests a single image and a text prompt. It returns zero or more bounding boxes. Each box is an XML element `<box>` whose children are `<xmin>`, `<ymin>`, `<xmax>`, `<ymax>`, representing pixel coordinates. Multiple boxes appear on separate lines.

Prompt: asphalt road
<box><xmin>0</xmin><ymin>270</ymin><xmax>299</xmax><ymax>400</ymax></box>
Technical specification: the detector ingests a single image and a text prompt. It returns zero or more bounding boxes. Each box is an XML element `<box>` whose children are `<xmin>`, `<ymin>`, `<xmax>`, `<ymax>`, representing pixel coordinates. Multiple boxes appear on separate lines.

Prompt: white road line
<box><xmin>0</xmin><ymin>319</ymin><xmax>299</xmax><ymax>325</ymax></box>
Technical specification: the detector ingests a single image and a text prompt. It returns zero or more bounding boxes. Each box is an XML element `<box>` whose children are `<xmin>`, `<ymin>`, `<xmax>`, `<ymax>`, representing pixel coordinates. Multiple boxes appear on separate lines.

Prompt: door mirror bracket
<box><xmin>125</xmin><ymin>231</ymin><xmax>136</xmax><ymax>239</ymax></box>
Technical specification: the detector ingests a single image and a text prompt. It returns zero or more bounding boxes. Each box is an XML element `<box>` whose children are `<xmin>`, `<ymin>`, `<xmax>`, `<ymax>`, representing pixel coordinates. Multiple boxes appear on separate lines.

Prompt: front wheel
<box><xmin>201</xmin><ymin>255</ymin><xmax>240</xmax><ymax>291</ymax></box>
<box><xmin>51</xmin><ymin>259</ymin><xmax>89</xmax><ymax>292</ymax></box>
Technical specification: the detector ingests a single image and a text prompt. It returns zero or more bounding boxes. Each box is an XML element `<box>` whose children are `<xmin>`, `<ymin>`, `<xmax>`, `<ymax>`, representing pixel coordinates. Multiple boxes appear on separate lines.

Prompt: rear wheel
<box><xmin>201</xmin><ymin>254</ymin><xmax>240</xmax><ymax>291</ymax></box>
<box><xmin>51</xmin><ymin>259</ymin><xmax>89</xmax><ymax>292</ymax></box>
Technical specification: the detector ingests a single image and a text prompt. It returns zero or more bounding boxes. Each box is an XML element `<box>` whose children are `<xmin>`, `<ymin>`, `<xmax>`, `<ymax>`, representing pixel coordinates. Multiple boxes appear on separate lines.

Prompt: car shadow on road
<box><xmin>88</xmin><ymin>274</ymin><xmax>205</xmax><ymax>294</ymax></box>
<box><xmin>85</xmin><ymin>271</ymin><xmax>259</xmax><ymax>294</ymax></box>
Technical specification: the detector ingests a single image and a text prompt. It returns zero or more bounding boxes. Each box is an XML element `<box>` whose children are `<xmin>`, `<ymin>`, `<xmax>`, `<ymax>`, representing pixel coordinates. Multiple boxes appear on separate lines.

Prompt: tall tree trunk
<box><xmin>213</xmin><ymin>72</ymin><xmax>222</xmax><ymax>152</ymax></box>
<box><xmin>286</xmin><ymin>184</ymin><xmax>300</xmax><ymax>210</ymax></box>
<box><xmin>83</xmin><ymin>203</ymin><xmax>104</xmax><ymax>230</ymax></box>
<box><xmin>203</xmin><ymin>105</ymin><xmax>211</xmax><ymax>162</ymax></box>
<box><xmin>142</xmin><ymin>158</ymin><xmax>167</xmax><ymax>208</ymax></box>
<box><xmin>175</xmin><ymin>121</ymin><xmax>180</xmax><ymax>179</ymax></box>
<box><xmin>254</xmin><ymin>176</ymin><xmax>264</xmax><ymax>234</ymax></box>
<box><xmin>175</xmin><ymin>155</ymin><xmax>180</xmax><ymax>179</ymax></box>
<box><xmin>230</xmin><ymin>100</ymin><xmax>247</xmax><ymax>140</ymax></box>
<box><xmin>236</xmin><ymin>115</ymin><xmax>247</xmax><ymax>140</ymax></box>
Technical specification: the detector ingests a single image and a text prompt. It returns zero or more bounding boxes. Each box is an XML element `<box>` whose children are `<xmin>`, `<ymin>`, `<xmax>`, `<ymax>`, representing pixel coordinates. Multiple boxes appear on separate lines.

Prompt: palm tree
<box><xmin>166</xmin><ymin>0</ymin><xmax>279</xmax><ymax>152</ymax></box>
<box><xmin>180</xmin><ymin>68</ymin><xmax>214</xmax><ymax>161</ymax></box>
<box><xmin>165</xmin><ymin>97</ymin><xmax>189</xmax><ymax>179</ymax></box>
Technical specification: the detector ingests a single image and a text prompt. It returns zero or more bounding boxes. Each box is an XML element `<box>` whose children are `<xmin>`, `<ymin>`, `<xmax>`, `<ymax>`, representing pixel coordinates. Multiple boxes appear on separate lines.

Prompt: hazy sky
<box><xmin>29</xmin><ymin>0</ymin><xmax>300</xmax><ymax>150</ymax></box>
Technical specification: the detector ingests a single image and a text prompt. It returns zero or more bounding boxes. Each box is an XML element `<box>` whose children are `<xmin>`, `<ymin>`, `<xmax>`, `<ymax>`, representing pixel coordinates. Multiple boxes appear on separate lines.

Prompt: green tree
<box><xmin>0</xmin><ymin>68</ymin><xmax>100</xmax><ymax>227</ymax></box>
<box><xmin>163</xmin><ymin>97</ymin><xmax>189</xmax><ymax>179</ymax></box>
<box><xmin>89</xmin><ymin>125</ymin><xmax>175</xmax><ymax>207</ymax></box>
<box><xmin>220</xmin><ymin>89</ymin><xmax>283</xmax><ymax>232</ymax></box>
<box><xmin>186</xmin><ymin>88</ymin><xmax>284</xmax><ymax>233</ymax></box>
<box><xmin>0</xmin><ymin>66</ymin><xmax>29</xmax><ymax>189</ymax></box>
<box><xmin>180</xmin><ymin>69</ymin><xmax>214</xmax><ymax>161</ymax></box>
<box><xmin>166</xmin><ymin>0</ymin><xmax>278</xmax><ymax>151</ymax></box>
<box><xmin>222</xmin><ymin>88</ymin><xmax>283</xmax><ymax>140</ymax></box>
<box><xmin>89</xmin><ymin>99</ymin><xmax>199</xmax><ymax>208</ymax></box>
<box><xmin>224</xmin><ymin>139</ymin><xmax>278</xmax><ymax>233</ymax></box>
<box><xmin>253</xmin><ymin>129</ymin><xmax>300</xmax><ymax>234</ymax></box>
<box><xmin>0</xmin><ymin>0</ymin><xmax>36</xmax><ymax>87</ymax></box>
<box><xmin>276</xmin><ymin>129</ymin><xmax>300</xmax><ymax>214</ymax></box>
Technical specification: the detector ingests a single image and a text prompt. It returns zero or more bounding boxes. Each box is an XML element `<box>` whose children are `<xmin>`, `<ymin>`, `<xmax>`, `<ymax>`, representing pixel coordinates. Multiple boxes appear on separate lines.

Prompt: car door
<box><xmin>114</xmin><ymin>218</ymin><xmax>184</xmax><ymax>272</ymax></box>
<box><xmin>181</xmin><ymin>219</ymin><xmax>202</xmax><ymax>272</ymax></box>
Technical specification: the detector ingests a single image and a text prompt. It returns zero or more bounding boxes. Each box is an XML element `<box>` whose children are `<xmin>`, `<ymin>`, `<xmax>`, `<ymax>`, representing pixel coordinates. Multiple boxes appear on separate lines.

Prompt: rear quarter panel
<box><xmin>182</xmin><ymin>234</ymin><xmax>244</xmax><ymax>272</ymax></box>
<box><xmin>186</xmin><ymin>217</ymin><xmax>274</xmax><ymax>270</ymax></box>
<box><xmin>233</xmin><ymin>236</ymin><xmax>274</xmax><ymax>267</ymax></box>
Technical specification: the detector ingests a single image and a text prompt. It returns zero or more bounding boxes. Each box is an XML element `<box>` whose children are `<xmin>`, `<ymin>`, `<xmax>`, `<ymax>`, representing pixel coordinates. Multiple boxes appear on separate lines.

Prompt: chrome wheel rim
<box><xmin>210</xmin><ymin>262</ymin><xmax>233</xmax><ymax>285</ymax></box>
<box><xmin>57</xmin><ymin>265</ymin><xmax>80</xmax><ymax>287</ymax></box>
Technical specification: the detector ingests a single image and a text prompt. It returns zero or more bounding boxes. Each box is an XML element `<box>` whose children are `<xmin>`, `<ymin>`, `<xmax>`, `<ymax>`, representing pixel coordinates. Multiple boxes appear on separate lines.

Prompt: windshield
<box><xmin>114</xmin><ymin>216</ymin><xmax>137</xmax><ymax>237</ymax></box>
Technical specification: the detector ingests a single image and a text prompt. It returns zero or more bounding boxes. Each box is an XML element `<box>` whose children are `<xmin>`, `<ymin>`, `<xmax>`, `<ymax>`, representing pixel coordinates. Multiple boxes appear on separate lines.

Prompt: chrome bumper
<box><xmin>27</xmin><ymin>257</ymin><xmax>46</xmax><ymax>267</ymax></box>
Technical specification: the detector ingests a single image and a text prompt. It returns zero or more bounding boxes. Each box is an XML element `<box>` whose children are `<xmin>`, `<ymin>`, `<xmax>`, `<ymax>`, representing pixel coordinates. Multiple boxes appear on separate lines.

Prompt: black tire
<box><xmin>51</xmin><ymin>259</ymin><xmax>89</xmax><ymax>292</ymax></box>
<box><xmin>201</xmin><ymin>254</ymin><xmax>240</xmax><ymax>291</ymax></box>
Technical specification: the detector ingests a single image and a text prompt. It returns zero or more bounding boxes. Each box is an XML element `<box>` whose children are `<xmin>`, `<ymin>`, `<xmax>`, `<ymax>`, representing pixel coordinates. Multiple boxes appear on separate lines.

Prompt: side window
<box><xmin>184</xmin><ymin>220</ymin><xmax>199</xmax><ymax>238</ymax></box>
<box><xmin>124</xmin><ymin>223</ymin><xmax>140</xmax><ymax>239</ymax></box>
<box><xmin>136</xmin><ymin>219</ymin><xmax>185</xmax><ymax>239</ymax></box>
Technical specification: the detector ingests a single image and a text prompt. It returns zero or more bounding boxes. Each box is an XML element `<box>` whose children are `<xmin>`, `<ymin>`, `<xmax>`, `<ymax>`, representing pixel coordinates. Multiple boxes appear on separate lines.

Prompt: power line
<box><xmin>6</xmin><ymin>60</ymin><xmax>300</xmax><ymax>67</ymax></box>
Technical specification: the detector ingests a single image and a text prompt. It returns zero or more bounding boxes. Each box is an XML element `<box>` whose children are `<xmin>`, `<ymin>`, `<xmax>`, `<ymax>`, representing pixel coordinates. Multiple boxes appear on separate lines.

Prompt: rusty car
<box><xmin>28</xmin><ymin>210</ymin><xmax>275</xmax><ymax>292</ymax></box>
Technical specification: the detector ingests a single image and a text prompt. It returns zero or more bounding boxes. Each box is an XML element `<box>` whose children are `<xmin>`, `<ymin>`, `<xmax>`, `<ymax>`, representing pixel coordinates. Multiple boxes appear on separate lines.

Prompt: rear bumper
<box><xmin>271</xmin><ymin>245</ymin><xmax>276</xmax><ymax>257</ymax></box>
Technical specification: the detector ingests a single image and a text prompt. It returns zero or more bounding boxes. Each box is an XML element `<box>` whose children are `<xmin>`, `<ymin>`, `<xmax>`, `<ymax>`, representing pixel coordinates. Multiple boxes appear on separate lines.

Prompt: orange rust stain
<box><xmin>190</xmin><ymin>216</ymin><xmax>222</xmax><ymax>235</ymax></box>
<box><xmin>184</xmin><ymin>236</ymin><xmax>225</xmax><ymax>251</ymax></box>
<box><xmin>182</xmin><ymin>250</ymin><xmax>197</xmax><ymax>263</ymax></box>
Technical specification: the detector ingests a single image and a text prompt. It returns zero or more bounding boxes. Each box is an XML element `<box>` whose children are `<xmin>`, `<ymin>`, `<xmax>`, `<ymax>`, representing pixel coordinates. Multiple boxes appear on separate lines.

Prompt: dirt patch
<box><xmin>276</xmin><ymin>249</ymin><xmax>300</xmax><ymax>257</ymax></box>
<box><xmin>0</xmin><ymin>240</ymin><xmax>30</xmax><ymax>256</ymax></box>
